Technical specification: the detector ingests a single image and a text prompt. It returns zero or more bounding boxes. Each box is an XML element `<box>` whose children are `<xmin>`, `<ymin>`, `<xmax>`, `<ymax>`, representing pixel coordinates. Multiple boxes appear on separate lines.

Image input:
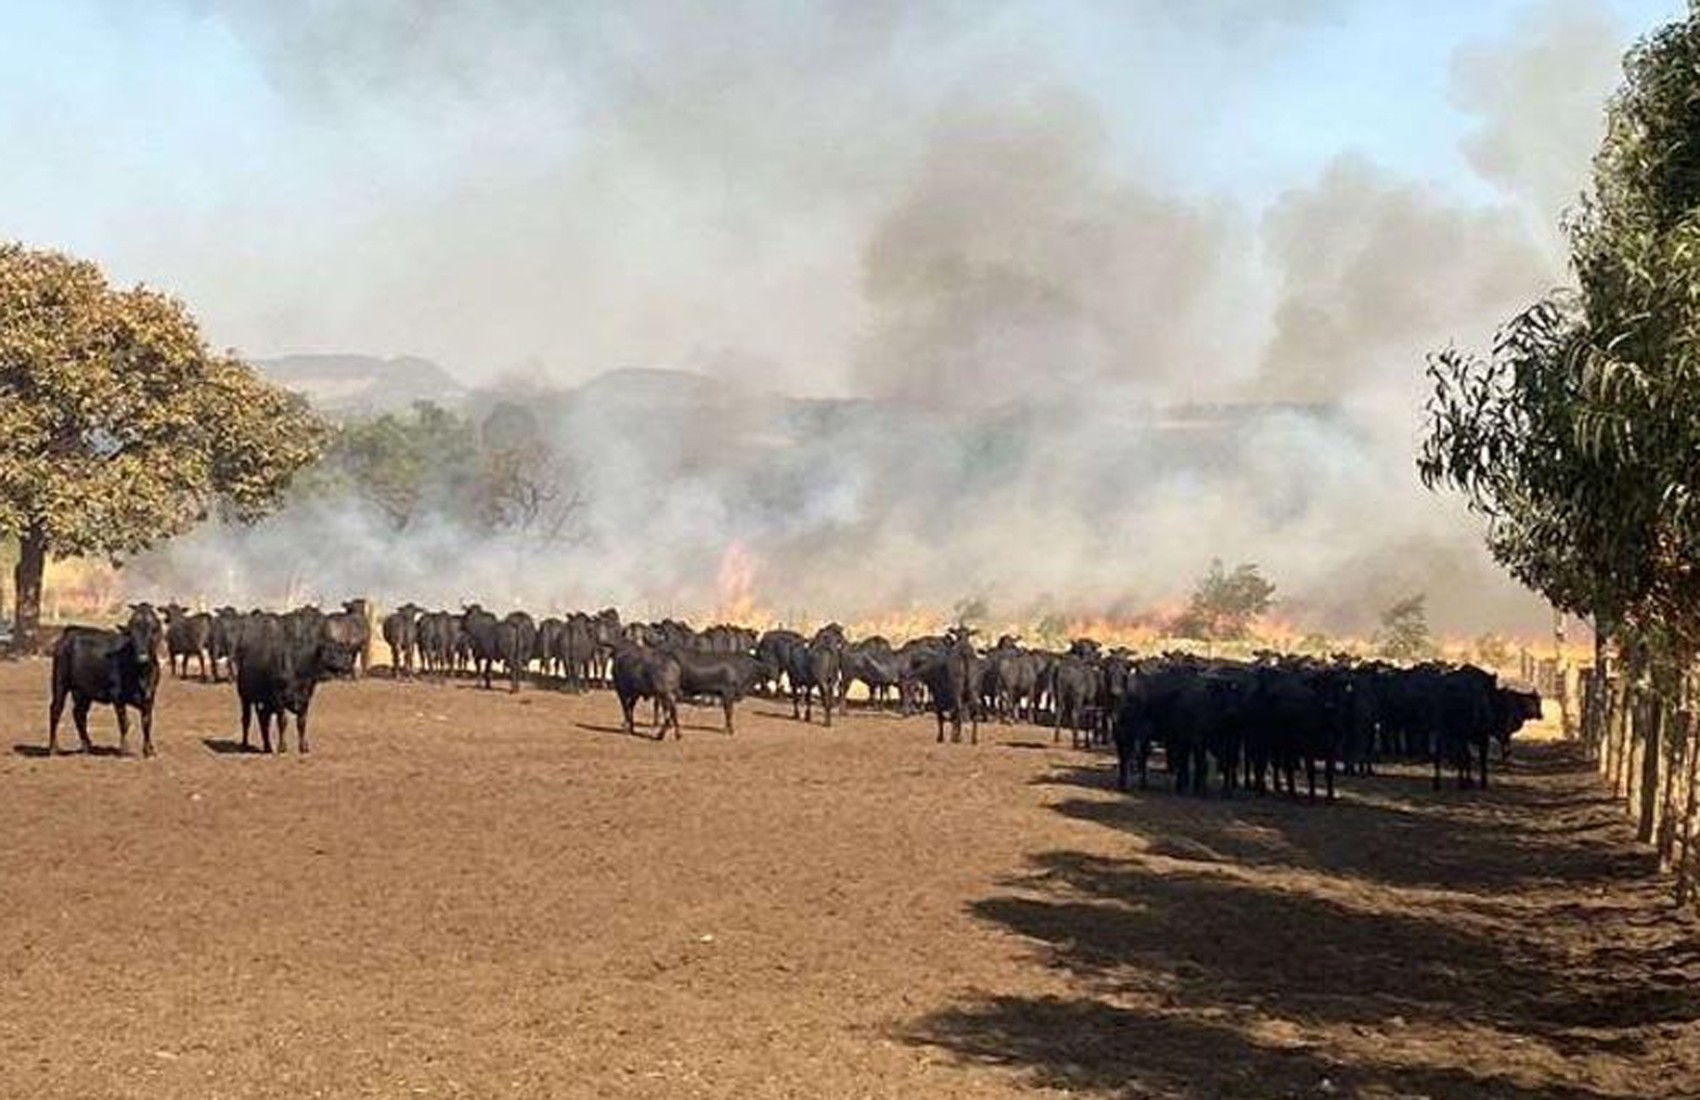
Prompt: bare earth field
<box><xmin>2</xmin><ymin>662</ymin><xmax>1698</xmax><ymax>1099</ymax></box>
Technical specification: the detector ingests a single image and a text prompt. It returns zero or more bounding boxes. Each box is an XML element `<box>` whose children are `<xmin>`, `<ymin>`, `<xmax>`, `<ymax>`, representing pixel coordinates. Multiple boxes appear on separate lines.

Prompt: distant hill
<box><xmin>253</xmin><ymin>354</ymin><xmax>466</xmax><ymax>415</ymax></box>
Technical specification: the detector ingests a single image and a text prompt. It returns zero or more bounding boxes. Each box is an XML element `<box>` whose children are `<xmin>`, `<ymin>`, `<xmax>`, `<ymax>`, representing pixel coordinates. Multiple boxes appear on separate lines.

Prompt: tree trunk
<box><xmin>11</xmin><ymin>523</ymin><xmax>45</xmax><ymax>654</ymax></box>
<box><xmin>1639</xmin><ymin>683</ymin><xmax>1664</xmax><ymax>844</ymax></box>
<box><xmin>1658</xmin><ymin>694</ymin><xmax>1683</xmax><ymax>866</ymax></box>
<box><xmin>1677</xmin><ymin>680</ymin><xmax>1700</xmax><ymax>907</ymax></box>
<box><xmin>1611</xmin><ymin>675</ymin><xmax>1632</xmax><ymax>793</ymax></box>
<box><xmin>1586</xmin><ymin>623</ymin><xmax>1609</xmax><ymax>758</ymax></box>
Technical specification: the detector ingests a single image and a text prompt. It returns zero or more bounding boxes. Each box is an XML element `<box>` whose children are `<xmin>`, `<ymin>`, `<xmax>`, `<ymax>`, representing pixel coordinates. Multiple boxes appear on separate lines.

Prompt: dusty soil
<box><xmin>1</xmin><ymin>661</ymin><xmax>1696</xmax><ymax>1099</ymax></box>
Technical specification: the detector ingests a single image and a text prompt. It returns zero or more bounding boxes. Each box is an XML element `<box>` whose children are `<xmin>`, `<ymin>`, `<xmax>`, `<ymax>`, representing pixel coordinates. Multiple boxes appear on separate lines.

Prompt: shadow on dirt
<box><xmin>200</xmin><ymin>737</ymin><xmax>262</xmax><ymax>755</ymax></box>
<box><xmin>12</xmin><ymin>742</ymin><xmax>124</xmax><ymax>758</ymax></box>
<box><xmin>904</xmin><ymin>742</ymin><xmax>1700</xmax><ymax>1098</ymax></box>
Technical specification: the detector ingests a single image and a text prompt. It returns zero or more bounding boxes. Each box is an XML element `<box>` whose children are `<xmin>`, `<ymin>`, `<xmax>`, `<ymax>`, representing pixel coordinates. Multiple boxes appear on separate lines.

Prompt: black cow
<box><xmin>461</xmin><ymin>605</ymin><xmax>502</xmax><ymax>689</ymax></box>
<box><xmin>612</xmin><ymin>644</ymin><xmax>682</xmax><ymax>739</ymax></box>
<box><xmin>495</xmin><ymin>611</ymin><xmax>537</xmax><ymax>693</ymax></box>
<box><xmin>537</xmin><ymin>617</ymin><xmax>566</xmax><ymax>678</ymax></box>
<box><xmin>671</xmin><ymin>650</ymin><xmax>767</xmax><ymax>733</ymax></box>
<box><xmin>922</xmin><ymin>628</ymin><xmax>979</xmax><ymax>744</ymax></box>
<box><xmin>1050</xmin><ymin>656</ymin><xmax>1103</xmax><ymax>748</ymax></box>
<box><xmin>209</xmin><ymin>607</ymin><xmax>245</xmax><ymax>683</ymax></box>
<box><xmin>324</xmin><ymin>599</ymin><xmax>371</xmax><ymax>678</ymax></box>
<box><xmin>48</xmin><ymin>604</ymin><xmax>164</xmax><ymax>756</ymax></box>
<box><xmin>163</xmin><ymin>604</ymin><xmax>213</xmax><ymax>681</ymax></box>
<box><xmin>555</xmin><ymin>613</ymin><xmax>600</xmax><ymax>692</ymax></box>
<box><xmin>381</xmin><ymin>603</ymin><xmax>423</xmax><ymax>678</ymax></box>
<box><xmin>1493</xmin><ymin>686</ymin><xmax>1543</xmax><ymax>762</ymax></box>
<box><xmin>756</xmin><ymin>629</ymin><xmax>805</xmax><ymax>697</ymax></box>
<box><xmin>235</xmin><ymin>612</ymin><xmax>357</xmax><ymax>753</ymax></box>
<box><xmin>785</xmin><ymin>638</ymin><xmax>840</xmax><ymax>727</ymax></box>
<box><xmin>841</xmin><ymin>638</ymin><xmax>905</xmax><ymax>711</ymax></box>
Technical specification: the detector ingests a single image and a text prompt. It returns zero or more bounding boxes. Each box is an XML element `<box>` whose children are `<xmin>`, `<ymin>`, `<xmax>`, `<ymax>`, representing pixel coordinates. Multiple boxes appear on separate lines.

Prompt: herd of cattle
<box><xmin>43</xmin><ymin>600</ymin><xmax>1544</xmax><ymax>799</ymax></box>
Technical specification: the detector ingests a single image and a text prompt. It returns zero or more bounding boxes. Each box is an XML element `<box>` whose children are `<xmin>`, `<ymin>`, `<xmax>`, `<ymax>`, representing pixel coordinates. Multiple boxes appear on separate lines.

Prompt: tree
<box><xmin>0</xmin><ymin>243</ymin><xmax>326</xmax><ymax>649</ymax></box>
<box><xmin>1421</xmin><ymin>11</ymin><xmax>1700</xmax><ymax>853</ymax></box>
<box><xmin>1171</xmin><ymin>559</ymin><xmax>1274</xmax><ymax>641</ymax></box>
<box><xmin>306</xmin><ymin>401</ymin><xmax>480</xmax><ymax>529</ymax></box>
<box><xmin>1376</xmin><ymin>594</ymin><xmax>1433</xmax><ymax>662</ymax></box>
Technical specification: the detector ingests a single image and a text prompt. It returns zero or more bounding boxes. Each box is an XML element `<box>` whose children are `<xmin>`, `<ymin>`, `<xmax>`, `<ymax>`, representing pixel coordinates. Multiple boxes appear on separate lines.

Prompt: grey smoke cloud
<box><xmin>112</xmin><ymin>0</ymin><xmax>1643</xmax><ymax>636</ymax></box>
<box><xmin>1452</xmin><ymin>0</ymin><xmax>1627</xmax><ymax>232</ymax></box>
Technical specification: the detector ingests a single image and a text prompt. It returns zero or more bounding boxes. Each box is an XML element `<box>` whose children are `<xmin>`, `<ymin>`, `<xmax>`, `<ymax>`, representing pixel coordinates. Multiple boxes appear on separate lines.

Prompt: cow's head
<box><xmin>125</xmin><ymin>604</ymin><xmax>163</xmax><ymax>664</ymax></box>
<box><xmin>318</xmin><ymin>638</ymin><xmax>359</xmax><ymax>677</ymax></box>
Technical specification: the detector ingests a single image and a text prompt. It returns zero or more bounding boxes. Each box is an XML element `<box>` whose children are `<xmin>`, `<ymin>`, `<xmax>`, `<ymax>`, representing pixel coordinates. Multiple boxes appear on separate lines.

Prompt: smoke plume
<box><xmin>68</xmin><ymin>0</ymin><xmax>1645</xmax><ymax>636</ymax></box>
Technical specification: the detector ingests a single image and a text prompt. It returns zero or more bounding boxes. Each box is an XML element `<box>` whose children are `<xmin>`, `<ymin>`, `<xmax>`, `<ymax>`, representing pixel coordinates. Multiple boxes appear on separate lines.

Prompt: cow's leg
<box><xmin>723</xmin><ymin>695</ymin><xmax>735</xmax><ymax>735</ymax></box>
<box><xmin>970</xmin><ymin>706</ymin><xmax>978</xmax><ymax>746</ymax></box>
<box><xmin>297</xmin><ymin>707</ymin><xmax>311</xmax><ymax>754</ymax></box>
<box><xmin>259</xmin><ymin>711</ymin><xmax>274</xmax><ymax>754</ymax></box>
<box><xmin>72</xmin><ymin>698</ymin><xmax>94</xmax><ymax>752</ymax></box>
<box><xmin>823</xmin><ymin>688</ymin><xmax>833</xmax><ymax>729</ymax></box>
<box><xmin>113</xmin><ymin>704</ymin><xmax>131</xmax><ymax>756</ymax></box>
<box><xmin>199</xmin><ymin>650</ymin><xmax>209</xmax><ymax>682</ymax></box>
<box><xmin>935</xmin><ymin>710</ymin><xmax>945</xmax><ymax>743</ymax></box>
<box><xmin>620</xmin><ymin>696</ymin><xmax>636</xmax><ymax>735</ymax></box>
<box><xmin>139</xmin><ymin>702</ymin><xmax>155</xmax><ymax>758</ymax></box>
<box><xmin>48</xmin><ymin>684</ymin><xmax>67</xmax><ymax>755</ymax></box>
<box><xmin>241</xmin><ymin>699</ymin><xmax>254</xmax><ymax>750</ymax></box>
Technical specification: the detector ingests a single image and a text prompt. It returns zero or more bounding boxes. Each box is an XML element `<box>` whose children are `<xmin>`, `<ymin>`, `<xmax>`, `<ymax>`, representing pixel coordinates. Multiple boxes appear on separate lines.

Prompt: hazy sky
<box><xmin>1</xmin><ymin>0</ymin><xmax>1685</xmax><ymax>391</ymax></box>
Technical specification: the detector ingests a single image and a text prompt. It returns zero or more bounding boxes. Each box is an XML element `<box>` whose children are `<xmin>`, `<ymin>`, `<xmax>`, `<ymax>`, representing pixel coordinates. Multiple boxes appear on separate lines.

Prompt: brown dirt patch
<box><xmin>0</xmin><ymin>663</ymin><xmax>1696</xmax><ymax>1098</ymax></box>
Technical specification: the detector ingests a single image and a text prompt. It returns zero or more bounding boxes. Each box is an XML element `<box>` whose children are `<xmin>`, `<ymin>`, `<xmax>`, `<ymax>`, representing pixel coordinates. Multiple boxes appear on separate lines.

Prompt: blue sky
<box><xmin>0</xmin><ymin>0</ymin><xmax>1690</xmax><ymax>382</ymax></box>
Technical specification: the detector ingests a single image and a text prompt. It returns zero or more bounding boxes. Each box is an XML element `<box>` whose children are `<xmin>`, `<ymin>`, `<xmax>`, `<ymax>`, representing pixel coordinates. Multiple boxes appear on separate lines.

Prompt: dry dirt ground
<box><xmin>2</xmin><ymin>661</ymin><xmax>1698</xmax><ymax>1100</ymax></box>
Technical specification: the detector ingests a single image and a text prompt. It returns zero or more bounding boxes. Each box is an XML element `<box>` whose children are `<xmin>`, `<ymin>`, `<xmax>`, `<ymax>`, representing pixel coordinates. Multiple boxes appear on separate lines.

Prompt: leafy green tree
<box><xmin>1376</xmin><ymin>594</ymin><xmax>1434</xmax><ymax>662</ymax></box>
<box><xmin>1421</xmin><ymin>12</ymin><xmax>1700</xmax><ymax>847</ymax></box>
<box><xmin>305</xmin><ymin>401</ymin><xmax>480</xmax><ymax>528</ymax></box>
<box><xmin>0</xmin><ymin>243</ymin><xmax>325</xmax><ymax>648</ymax></box>
<box><xmin>1171</xmin><ymin>559</ymin><xmax>1274</xmax><ymax>641</ymax></box>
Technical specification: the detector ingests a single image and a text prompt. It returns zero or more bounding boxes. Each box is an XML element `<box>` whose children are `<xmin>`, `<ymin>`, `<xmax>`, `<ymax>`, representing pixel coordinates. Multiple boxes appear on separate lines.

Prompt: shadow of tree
<box><xmin>904</xmin><ymin>742</ymin><xmax>1700</xmax><ymax>1098</ymax></box>
<box><xmin>915</xmin><ymin>995</ymin><xmax>1628</xmax><ymax>1100</ymax></box>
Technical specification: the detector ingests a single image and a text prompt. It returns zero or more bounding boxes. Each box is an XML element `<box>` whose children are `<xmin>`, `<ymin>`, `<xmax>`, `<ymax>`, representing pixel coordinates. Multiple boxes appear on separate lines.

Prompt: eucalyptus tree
<box><xmin>1422</xmin><ymin>12</ymin><xmax>1700</xmax><ymax>849</ymax></box>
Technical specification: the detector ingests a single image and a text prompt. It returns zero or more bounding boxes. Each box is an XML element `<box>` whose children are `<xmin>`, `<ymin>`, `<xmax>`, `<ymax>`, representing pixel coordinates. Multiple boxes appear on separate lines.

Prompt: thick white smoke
<box><xmin>96</xmin><ymin>0</ymin><xmax>1646</xmax><ymax>635</ymax></box>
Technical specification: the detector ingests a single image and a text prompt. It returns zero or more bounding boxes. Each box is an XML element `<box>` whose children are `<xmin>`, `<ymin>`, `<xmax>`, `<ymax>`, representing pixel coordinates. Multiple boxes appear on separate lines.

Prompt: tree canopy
<box><xmin>1171</xmin><ymin>559</ymin><xmax>1274</xmax><ymax>641</ymax></box>
<box><xmin>1375</xmin><ymin>594</ymin><xmax>1433</xmax><ymax>662</ymax></box>
<box><xmin>1420</xmin><ymin>9</ymin><xmax>1700</xmax><ymax>859</ymax></box>
<box><xmin>0</xmin><ymin>242</ymin><xmax>325</xmax><ymax>644</ymax></box>
<box><xmin>1420</xmin><ymin>15</ymin><xmax>1700</xmax><ymax>659</ymax></box>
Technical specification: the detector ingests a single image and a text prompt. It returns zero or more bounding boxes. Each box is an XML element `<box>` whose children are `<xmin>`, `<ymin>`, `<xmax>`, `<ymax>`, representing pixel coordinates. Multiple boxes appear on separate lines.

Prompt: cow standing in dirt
<box><xmin>381</xmin><ymin>603</ymin><xmax>423</xmax><ymax>678</ymax></box>
<box><xmin>48</xmin><ymin>604</ymin><xmax>164</xmax><ymax>757</ymax></box>
<box><xmin>163</xmin><ymin>604</ymin><xmax>213</xmax><ymax>681</ymax></box>
<box><xmin>236</xmin><ymin>613</ymin><xmax>357</xmax><ymax>753</ymax></box>
<box><xmin>613</xmin><ymin>644</ymin><xmax>683</xmax><ymax>739</ymax></box>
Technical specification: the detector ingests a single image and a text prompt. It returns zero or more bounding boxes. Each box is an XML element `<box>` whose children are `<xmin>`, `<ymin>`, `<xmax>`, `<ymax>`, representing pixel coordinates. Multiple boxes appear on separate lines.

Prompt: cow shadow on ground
<box><xmin>200</xmin><ymin>737</ymin><xmax>262</xmax><ymax>755</ymax></box>
<box><xmin>904</xmin><ymin>742</ymin><xmax>1700</xmax><ymax>1098</ymax></box>
<box><xmin>11</xmin><ymin>742</ymin><xmax>124</xmax><ymax>758</ymax></box>
<box><xmin>911</xmin><ymin>994</ymin><xmax>1630</xmax><ymax>1100</ymax></box>
<box><xmin>573</xmin><ymin>722</ymin><xmax>687</xmax><ymax>741</ymax></box>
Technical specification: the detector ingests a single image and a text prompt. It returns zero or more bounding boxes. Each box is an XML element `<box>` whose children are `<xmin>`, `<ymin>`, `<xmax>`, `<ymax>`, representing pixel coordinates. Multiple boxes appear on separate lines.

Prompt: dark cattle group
<box><xmin>36</xmin><ymin>599</ymin><xmax>1544</xmax><ymax>801</ymax></box>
